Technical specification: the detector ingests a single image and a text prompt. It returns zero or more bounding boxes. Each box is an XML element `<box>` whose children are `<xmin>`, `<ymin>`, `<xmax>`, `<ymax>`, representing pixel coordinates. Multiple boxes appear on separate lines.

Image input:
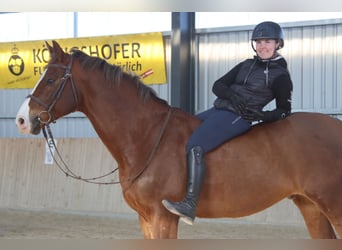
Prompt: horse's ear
<box><xmin>46</xmin><ymin>40</ymin><xmax>66</xmax><ymax>62</ymax></box>
<box><xmin>45</xmin><ymin>41</ymin><xmax>54</xmax><ymax>62</ymax></box>
<box><xmin>45</xmin><ymin>41</ymin><xmax>53</xmax><ymax>52</ymax></box>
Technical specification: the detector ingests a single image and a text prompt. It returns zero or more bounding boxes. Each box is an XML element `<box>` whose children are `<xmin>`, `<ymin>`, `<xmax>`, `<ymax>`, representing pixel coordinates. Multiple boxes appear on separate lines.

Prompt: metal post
<box><xmin>73</xmin><ymin>12</ymin><xmax>78</xmax><ymax>37</ymax></box>
<box><xmin>170</xmin><ymin>12</ymin><xmax>195</xmax><ymax>114</ymax></box>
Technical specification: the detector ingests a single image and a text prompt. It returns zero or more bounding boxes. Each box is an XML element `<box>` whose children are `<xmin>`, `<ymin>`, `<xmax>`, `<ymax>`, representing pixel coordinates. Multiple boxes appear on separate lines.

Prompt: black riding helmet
<box><xmin>251</xmin><ymin>21</ymin><xmax>284</xmax><ymax>52</ymax></box>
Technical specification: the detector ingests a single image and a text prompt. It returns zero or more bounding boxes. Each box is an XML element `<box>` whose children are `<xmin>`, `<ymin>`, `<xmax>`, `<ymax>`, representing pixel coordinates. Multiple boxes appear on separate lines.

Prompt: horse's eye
<box><xmin>47</xmin><ymin>78</ymin><xmax>55</xmax><ymax>84</ymax></box>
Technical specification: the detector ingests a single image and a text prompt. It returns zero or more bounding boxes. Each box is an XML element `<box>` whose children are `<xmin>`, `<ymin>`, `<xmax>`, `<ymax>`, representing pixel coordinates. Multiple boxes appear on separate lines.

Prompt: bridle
<box><xmin>27</xmin><ymin>53</ymin><xmax>173</xmax><ymax>186</ymax></box>
<box><xmin>28</xmin><ymin>54</ymin><xmax>79</xmax><ymax>124</ymax></box>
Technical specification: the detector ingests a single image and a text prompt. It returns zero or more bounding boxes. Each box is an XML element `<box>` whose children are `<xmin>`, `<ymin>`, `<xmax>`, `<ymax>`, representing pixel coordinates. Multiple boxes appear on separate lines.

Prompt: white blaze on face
<box><xmin>15</xmin><ymin>69</ymin><xmax>47</xmax><ymax>134</ymax></box>
<box><xmin>16</xmin><ymin>98</ymin><xmax>31</xmax><ymax>134</ymax></box>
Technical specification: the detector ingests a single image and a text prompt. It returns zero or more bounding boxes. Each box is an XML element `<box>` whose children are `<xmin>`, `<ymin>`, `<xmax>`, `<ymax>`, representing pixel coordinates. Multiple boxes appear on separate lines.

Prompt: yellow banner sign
<box><xmin>0</xmin><ymin>32</ymin><xmax>167</xmax><ymax>88</ymax></box>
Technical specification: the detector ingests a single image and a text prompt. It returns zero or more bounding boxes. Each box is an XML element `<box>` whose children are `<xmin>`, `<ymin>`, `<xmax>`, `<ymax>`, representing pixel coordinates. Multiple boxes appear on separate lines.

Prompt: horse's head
<box><xmin>16</xmin><ymin>40</ymin><xmax>79</xmax><ymax>135</ymax></box>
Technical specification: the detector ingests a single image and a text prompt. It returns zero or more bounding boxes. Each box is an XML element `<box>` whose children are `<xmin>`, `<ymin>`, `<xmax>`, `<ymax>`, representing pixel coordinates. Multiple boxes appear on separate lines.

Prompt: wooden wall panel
<box><xmin>0</xmin><ymin>138</ymin><xmax>134</xmax><ymax>214</ymax></box>
<box><xmin>0</xmin><ymin>138</ymin><xmax>305</xmax><ymax>225</ymax></box>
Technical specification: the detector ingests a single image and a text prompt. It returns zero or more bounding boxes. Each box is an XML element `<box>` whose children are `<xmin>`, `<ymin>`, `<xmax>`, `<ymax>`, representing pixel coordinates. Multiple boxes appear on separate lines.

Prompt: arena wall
<box><xmin>0</xmin><ymin>138</ymin><xmax>305</xmax><ymax>226</ymax></box>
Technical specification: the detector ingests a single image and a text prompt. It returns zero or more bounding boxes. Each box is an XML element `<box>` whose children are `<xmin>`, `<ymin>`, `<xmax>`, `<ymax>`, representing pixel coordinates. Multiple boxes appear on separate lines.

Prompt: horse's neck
<box><xmin>79</xmin><ymin>82</ymin><xmax>169</xmax><ymax>170</ymax></box>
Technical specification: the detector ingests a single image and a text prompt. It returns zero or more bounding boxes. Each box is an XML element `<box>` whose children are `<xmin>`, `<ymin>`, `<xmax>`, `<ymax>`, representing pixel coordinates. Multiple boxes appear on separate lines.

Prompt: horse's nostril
<box><xmin>18</xmin><ymin>117</ymin><xmax>25</xmax><ymax>125</ymax></box>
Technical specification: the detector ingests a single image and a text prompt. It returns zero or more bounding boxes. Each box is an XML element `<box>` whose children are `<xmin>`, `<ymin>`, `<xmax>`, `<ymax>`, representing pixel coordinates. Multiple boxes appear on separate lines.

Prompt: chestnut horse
<box><xmin>16</xmin><ymin>41</ymin><xmax>342</xmax><ymax>239</ymax></box>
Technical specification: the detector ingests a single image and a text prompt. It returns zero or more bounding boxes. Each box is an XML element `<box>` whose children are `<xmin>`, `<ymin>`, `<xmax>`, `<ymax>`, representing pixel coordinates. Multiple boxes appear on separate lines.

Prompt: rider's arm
<box><xmin>263</xmin><ymin>74</ymin><xmax>293</xmax><ymax>122</ymax></box>
<box><xmin>212</xmin><ymin>62</ymin><xmax>243</xmax><ymax>99</ymax></box>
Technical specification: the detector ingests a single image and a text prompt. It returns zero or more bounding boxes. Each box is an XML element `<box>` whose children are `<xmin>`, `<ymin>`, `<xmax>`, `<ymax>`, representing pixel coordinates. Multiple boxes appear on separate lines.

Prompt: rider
<box><xmin>162</xmin><ymin>21</ymin><xmax>293</xmax><ymax>225</ymax></box>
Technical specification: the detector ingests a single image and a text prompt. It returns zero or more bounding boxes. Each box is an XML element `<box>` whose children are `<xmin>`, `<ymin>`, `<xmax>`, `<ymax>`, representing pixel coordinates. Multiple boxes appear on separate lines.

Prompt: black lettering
<box><xmin>80</xmin><ymin>46</ymin><xmax>87</xmax><ymax>52</ymax></box>
<box><xmin>121</xmin><ymin>61</ymin><xmax>129</xmax><ymax>71</ymax></box>
<box><xmin>33</xmin><ymin>49</ymin><xmax>42</xmax><ymax>63</ymax></box>
<box><xmin>131</xmin><ymin>61</ymin><xmax>142</xmax><ymax>71</ymax></box>
<box><xmin>118</xmin><ymin>61</ymin><xmax>142</xmax><ymax>72</ymax></box>
<box><xmin>113</xmin><ymin>44</ymin><xmax>120</xmax><ymax>59</ymax></box>
<box><xmin>132</xmin><ymin>43</ymin><xmax>141</xmax><ymax>58</ymax></box>
<box><xmin>33</xmin><ymin>66</ymin><xmax>44</xmax><ymax>76</ymax></box>
<box><xmin>131</xmin><ymin>62</ymin><xmax>136</xmax><ymax>71</ymax></box>
<box><xmin>121</xmin><ymin>43</ymin><xmax>130</xmax><ymax>59</ymax></box>
<box><xmin>88</xmin><ymin>45</ymin><xmax>99</xmax><ymax>57</ymax></box>
<box><xmin>33</xmin><ymin>67</ymin><xmax>40</xmax><ymax>76</ymax></box>
<box><xmin>101</xmin><ymin>44</ymin><xmax>112</xmax><ymax>60</ymax></box>
<box><xmin>41</xmin><ymin>48</ymin><xmax>50</xmax><ymax>63</ymax></box>
<box><xmin>136</xmin><ymin>61</ymin><xmax>142</xmax><ymax>71</ymax></box>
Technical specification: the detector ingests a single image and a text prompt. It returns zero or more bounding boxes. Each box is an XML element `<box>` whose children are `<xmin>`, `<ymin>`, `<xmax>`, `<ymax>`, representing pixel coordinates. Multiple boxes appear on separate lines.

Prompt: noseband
<box><xmin>28</xmin><ymin>54</ymin><xmax>79</xmax><ymax>124</ymax></box>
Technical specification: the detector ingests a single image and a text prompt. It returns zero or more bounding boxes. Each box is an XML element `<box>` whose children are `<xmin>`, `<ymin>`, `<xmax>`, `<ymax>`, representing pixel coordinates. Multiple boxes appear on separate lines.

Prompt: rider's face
<box><xmin>255</xmin><ymin>39</ymin><xmax>279</xmax><ymax>60</ymax></box>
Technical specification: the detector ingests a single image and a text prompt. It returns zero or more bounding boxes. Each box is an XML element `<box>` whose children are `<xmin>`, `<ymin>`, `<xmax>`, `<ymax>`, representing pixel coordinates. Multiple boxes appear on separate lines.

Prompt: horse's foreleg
<box><xmin>139</xmin><ymin>215</ymin><xmax>153</xmax><ymax>239</ymax></box>
<box><xmin>138</xmin><ymin>213</ymin><xmax>179</xmax><ymax>239</ymax></box>
<box><xmin>291</xmin><ymin>195</ymin><xmax>336</xmax><ymax>239</ymax></box>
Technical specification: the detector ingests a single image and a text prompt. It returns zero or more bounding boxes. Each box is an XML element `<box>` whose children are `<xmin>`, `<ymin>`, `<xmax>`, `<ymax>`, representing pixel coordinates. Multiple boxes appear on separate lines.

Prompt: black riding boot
<box><xmin>162</xmin><ymin>146</ymin><xmax>205</xmax><ymax>225</ymax></box>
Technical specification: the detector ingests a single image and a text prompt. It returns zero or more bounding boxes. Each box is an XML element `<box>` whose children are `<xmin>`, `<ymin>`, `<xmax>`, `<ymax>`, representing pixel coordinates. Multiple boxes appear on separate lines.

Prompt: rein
<box><xmin>43</xmin><ymin>125</ymin><xmax>119</xmax><ymax>184</ymax></box>
<box><xmin>36</xmin><ymin>54</ymin><xmax>173</xmax><ymax>185</ymax></box>
<box><xmin>43</xmin><ymin>106</ymin><xmax>172</xmax><ymax>185</ymax></box>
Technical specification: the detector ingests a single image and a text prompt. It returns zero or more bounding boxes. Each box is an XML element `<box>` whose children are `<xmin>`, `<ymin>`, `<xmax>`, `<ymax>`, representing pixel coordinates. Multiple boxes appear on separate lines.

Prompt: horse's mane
<box><xmin>71</xmin><ymin>50</ymin><xmax>167</xmax><ymax>104</ymax></box>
